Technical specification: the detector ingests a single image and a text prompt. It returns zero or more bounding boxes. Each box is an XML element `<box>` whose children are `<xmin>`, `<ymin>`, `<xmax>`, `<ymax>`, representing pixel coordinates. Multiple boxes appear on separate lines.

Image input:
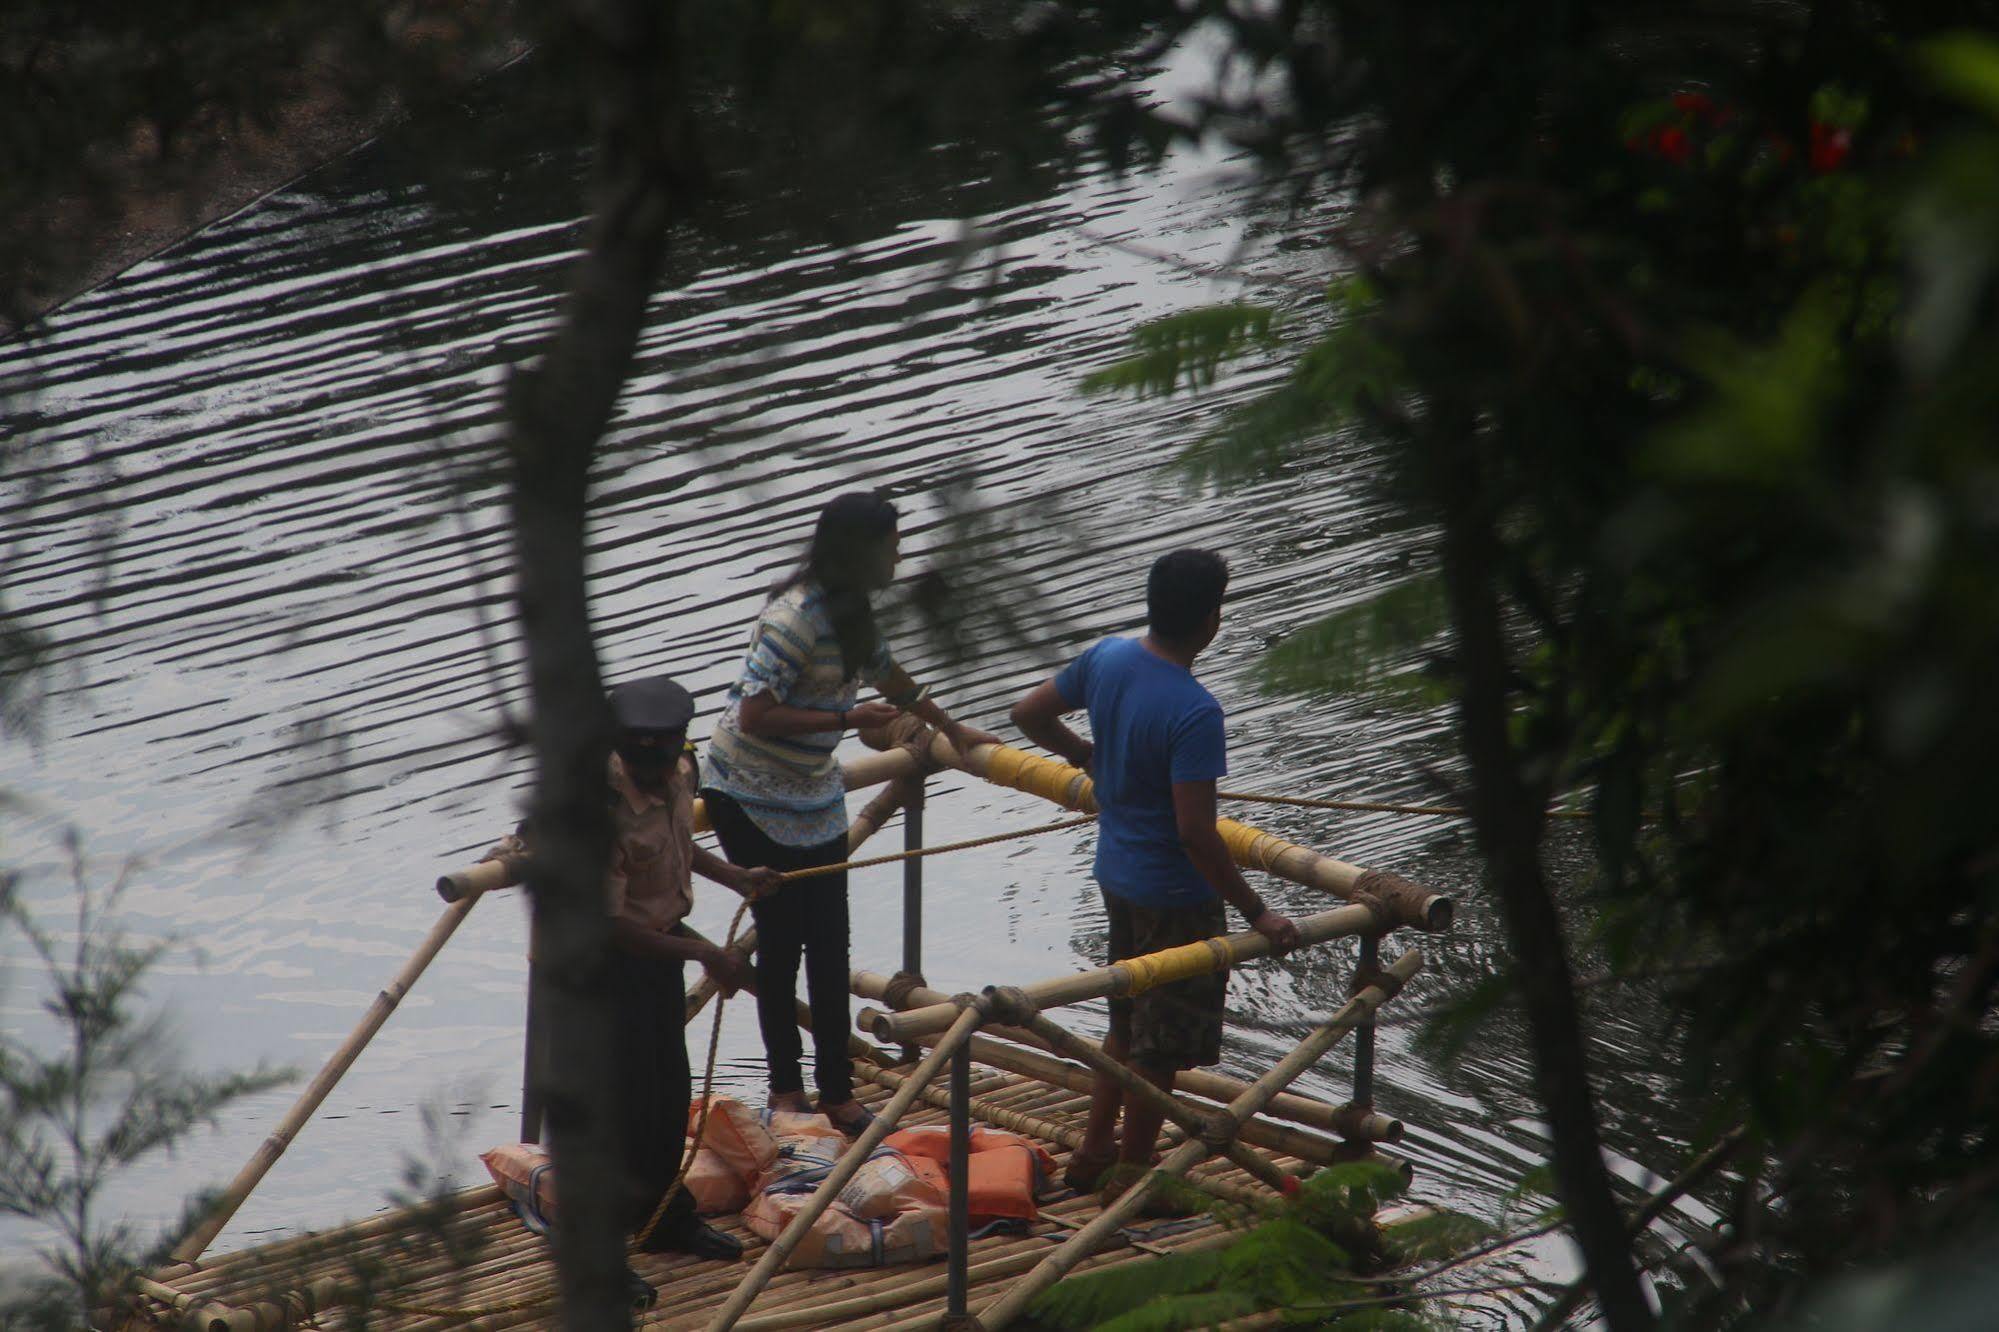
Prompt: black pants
<box><xmin>701</xmin><ymin>790</ymin><xmax>854</xmax><ymax>1104</ymax></box>
<box><xmin>607</xmin><ymin>947</ymin><xmax>697</xmax><ymax>1239</ymax></box>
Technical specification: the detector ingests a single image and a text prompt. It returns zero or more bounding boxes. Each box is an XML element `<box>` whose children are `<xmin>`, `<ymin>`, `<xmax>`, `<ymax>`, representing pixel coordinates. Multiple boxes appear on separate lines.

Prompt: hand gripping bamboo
<box><xmin>975</xmin><ymin>948</ymin><xmax>1424</xmax><ymax>1331</ymax></box>
<box><xmin>860</xmin><ymin>902</ymin><xmax>1377</xmax><ymax>1044</ymax></box>
<box><xmin>857</xmin><ymin>719</ymin><xmax>1453</xmax><ymax>932</ymax></box>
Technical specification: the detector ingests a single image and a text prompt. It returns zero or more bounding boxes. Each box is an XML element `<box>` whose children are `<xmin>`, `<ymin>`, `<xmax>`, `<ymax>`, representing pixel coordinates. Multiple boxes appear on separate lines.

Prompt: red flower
<box><xmin>1672</xmin><ymin>92</ymin><xmax>1716</xmax><ymax>119</ymax></box>
<box><xmin>1809</xmin><ymin>122</ymin><xmax>1852</xmax><ymax>173</ymax></box>
<box><xmin>1654</xmin><ymin>125</ymin><xmax>1693</xmax><ymax>165</ymax></box>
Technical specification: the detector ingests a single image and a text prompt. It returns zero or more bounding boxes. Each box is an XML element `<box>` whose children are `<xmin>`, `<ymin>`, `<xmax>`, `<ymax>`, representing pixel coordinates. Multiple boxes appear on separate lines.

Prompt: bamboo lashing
<box><xmin>862</xmin><ymin>902</ymin><xmax>1378</xmax><ymax>1044</ymax></box>
<box><xmin>976</xmin><ymin>948</ymin><xmax>1424</xmax><ymax>1330</ymax></box>
<box><xmin>703</xmin><ymin>1006</ymin><xmax>988</xmax><ymax>1332</ymax></box>
<box><xmin>857</xmin><ymin>718</ymin><xmax>1453</xmax><ymax>932</ymax></box>
<box><xmin>850</xmin><ymin>969</ymin><xmax>1403</xmax><ymax>1145</ymax></box>
<box><xmin>167</xmin><ymin>889</ymin><xmax>488</xmax><ymax>1266</ymax></box>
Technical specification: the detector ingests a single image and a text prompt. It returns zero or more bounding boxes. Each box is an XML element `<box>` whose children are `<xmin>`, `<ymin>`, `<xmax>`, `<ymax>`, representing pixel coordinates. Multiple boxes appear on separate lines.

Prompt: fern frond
<box><xmin>1081</xmin><ymin>304</ymin><xmax>1281</xmax><ymax>398</ymax></box>
<box><xmin>1178</xmin><ymin>298</ymin><xmax>1403</xmax><ymax>486</ymax></box>
<box><xmin>1255</xmin><ymin>574</ymin><xmax>1452</xmax><ymax>706</ymax></box>
<box><xmin>1380</xmin><ymin>1210</ymin><xmax>1499</xmax><ymax>1265</ymax></box>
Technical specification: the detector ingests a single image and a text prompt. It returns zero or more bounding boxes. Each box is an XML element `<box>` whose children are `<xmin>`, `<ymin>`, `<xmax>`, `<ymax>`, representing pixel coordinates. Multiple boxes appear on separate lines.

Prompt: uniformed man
<box><xmin>499</xmin><ymin>675</ymin><xmax>778</xmax><ymax>1262</ymax></box>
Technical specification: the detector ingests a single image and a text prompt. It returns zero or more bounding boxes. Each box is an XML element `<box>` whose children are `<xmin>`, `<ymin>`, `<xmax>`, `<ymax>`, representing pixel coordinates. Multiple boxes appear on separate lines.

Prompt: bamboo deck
<box><xmin>128</xmin><ymin>1063</ymin><xmax>1316</xmax><ymax>1332</ymax></box>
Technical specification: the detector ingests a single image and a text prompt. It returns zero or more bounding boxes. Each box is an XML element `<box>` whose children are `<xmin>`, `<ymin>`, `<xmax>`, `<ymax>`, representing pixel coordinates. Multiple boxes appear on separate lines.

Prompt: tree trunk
<box><xmin>505</xmin><ymin>2</ymin><xmax>697</xmax><ymax>1327</ymax></box>
<box><xmin>1432</xmin><ymin>424</ymin><xmax>1654</xmax><ymax>1332</ymax></box>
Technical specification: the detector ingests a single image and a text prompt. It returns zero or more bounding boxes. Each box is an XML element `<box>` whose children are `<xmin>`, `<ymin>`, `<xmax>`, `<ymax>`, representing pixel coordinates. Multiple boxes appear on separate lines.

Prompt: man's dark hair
<box><xmin>1147</xmin><ymin>549</ymin><xmax>1229</xmax><ymax>641</ymax></box>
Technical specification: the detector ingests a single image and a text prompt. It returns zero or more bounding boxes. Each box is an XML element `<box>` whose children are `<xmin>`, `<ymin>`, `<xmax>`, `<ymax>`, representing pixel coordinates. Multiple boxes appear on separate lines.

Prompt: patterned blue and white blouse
<box><xmin>704</xmin><ymin>580</ymin><xmax>906</xmax><ymax>847</ymax></box>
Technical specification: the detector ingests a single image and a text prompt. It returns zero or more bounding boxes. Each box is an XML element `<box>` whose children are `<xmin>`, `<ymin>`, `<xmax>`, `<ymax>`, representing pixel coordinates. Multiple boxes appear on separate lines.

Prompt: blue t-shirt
<box><xmin>1054</xmin><ymin>636</ymin><xmax>1227</xmax><ymax>907</ymax></box>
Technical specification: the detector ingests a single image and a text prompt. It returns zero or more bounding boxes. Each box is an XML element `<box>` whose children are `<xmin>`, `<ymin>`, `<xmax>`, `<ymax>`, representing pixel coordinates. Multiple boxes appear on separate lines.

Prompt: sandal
<box><xmin>822</xmin><ymin>1099</ymin><xmax>877</xmax><ymax>1139</ymax></box>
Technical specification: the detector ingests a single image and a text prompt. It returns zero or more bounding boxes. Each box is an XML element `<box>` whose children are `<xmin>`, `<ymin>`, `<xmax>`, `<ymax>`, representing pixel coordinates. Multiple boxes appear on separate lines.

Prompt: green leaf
<box><xmin>1921</xmin><ymin>33</ymin><xmax>1999</xmax><ymax>121</ymax></box>
<box><xmin>1031</xmin><ymin>1246</ymin><xmax>1226</xmax><ymax>1327</ymax></box>
<box><xmin>1642</xmin><ymin>290</ymin><xmax>1843</xmax><ymax>487</ymax></box>
<box><xmin>1295</xmin><ymin>1159</ymin><xmax>1408</xmax><ymax>1227</ymax></box>
<box><xmin>1178</xmin><ymin>315</ymin><xmax>1403</xmax><ymax>486</ymax></box>
<box><xmin>1381</xmin><ymin>1209</ymin><xmax>1499</xmax><ymax>1264</ymax></box>
<box><xmin>1092</xmin><ymin>1288</ymin><xmax>1263</xmax><ymax>1332</ymax></box>
<box><xmin>1080</xmin><ymin>304</ymin><xmax>1281</xmax><ymax>398</ymax></box>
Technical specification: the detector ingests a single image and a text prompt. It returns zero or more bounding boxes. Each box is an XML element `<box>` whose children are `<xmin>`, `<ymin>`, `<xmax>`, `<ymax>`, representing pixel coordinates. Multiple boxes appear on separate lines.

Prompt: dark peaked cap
<box><xmin>608</xmin><ymin>675</ymin><xmax>695</xmax><ymax>733</ymax></box>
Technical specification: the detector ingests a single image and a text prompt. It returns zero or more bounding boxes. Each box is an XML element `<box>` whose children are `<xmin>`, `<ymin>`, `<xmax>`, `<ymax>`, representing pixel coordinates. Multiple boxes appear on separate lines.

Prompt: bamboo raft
<box><xmin>122</xmin><ymin>722</ymin><xmax>1455</xmax><ymax>1332</ymax></box>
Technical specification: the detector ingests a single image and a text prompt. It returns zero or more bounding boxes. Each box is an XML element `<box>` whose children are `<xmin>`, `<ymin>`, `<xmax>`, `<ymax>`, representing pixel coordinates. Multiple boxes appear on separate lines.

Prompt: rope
<box><xmin>769</xmin><ymin>814</ymin><xmax>1100</xmax><ymax>881</ymax></box>
<box><xmin>374</xmin><ymin>902</ymin><xmax>753</xmax><ymax>1321</ymax></box>
<box><xmin>1218</xmin><ymin>789</ymin><xmax>1595</xmax><ymax>821</ymax></box>
<box><xmin>631</xmin><ymin>899</ymin><xmax>751</xmax><ymax>1247</ymax></box>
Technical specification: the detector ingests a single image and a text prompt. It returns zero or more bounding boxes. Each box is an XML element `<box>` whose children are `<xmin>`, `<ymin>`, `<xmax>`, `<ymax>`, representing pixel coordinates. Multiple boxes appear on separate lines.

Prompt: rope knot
<box><xmin>980</xmin><ymin>984</ymin><xmax>1038</xmax><ymax>1027</ymax></box>
<box><xmin>1198</xmin><ymin>1110</ymin><xmax>1240</xmax><ymax>1155</ymax></box>
<box><xmin>1349</xmin><ymin>962</ymin><xmax>1399</xmax><ymax>1000</ymax></box>
<box><xmin>882</xmin><ymin>970</ymin><xmax>929</xmax><ymax>1009</ymax></box>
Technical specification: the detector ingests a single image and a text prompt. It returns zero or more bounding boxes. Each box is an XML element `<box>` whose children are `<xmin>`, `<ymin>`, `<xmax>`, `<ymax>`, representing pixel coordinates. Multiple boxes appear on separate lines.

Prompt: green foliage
<box><xmin>1075</xmin><ymin>3</ymin><xmax>1999</xmax><ymax>1323</ymax></box>
<box><xmin>1033</xmin><ymin>1155</ymin><xmax>1487</xmax><ymax>1330</ymax></box>
<box><xmin>1380</xmin><ymin>1209</ymin><xmax>1499</xmax><ymax>1265</ymax></box>
<box><xmin>1255</xmin><ymin>575</ymin><xmax>1452</xmax><ymax>707</ymax></box>
<box><xmin>1081</xmin><ymin>304</ymin><xmax>1282</xmax><ymax>398</ymax></box>
<box><xmin>0</xmin><ymin>841</ymin><xmax>292</xmax><ymax>1327</ymax></box>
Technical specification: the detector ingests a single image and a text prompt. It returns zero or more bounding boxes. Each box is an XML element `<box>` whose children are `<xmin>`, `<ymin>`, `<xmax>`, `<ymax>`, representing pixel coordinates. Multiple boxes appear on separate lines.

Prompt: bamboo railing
<box><xmin>974</xmin><ymin>948</ymin><xmax>1424</xmax><ymax>1330</ymax></box>
<box><xmin>851</xmin><ymin>970</ymin><xmax>1405</xmax><ymax>1146</ymax></box>
<box><xmin>141</xmin><ymin>715</ymin><xmax>1454</xmax><ymax>1332</ymax></box>
<box><xmin>860</xmin><ymin>902</ymin><xmax>1380</xmax><ymax>1043</ymax></box>
<box><xmin>856</xmin><ymin>719</ymin><xmax>1453</xmax><ymax>933</ymax></box>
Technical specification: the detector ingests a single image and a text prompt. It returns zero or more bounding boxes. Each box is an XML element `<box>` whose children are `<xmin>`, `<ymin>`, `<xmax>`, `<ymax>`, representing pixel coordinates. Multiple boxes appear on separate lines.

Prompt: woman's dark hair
<box><xmin>774</xmin><ymin>491</ymin><xmax>899</xmax><ymax>679</ymax></box>
<box><xmin>1147</xmin><ymin>548</ymin><xmax>1229</xmax><ymax>641</ymax></box>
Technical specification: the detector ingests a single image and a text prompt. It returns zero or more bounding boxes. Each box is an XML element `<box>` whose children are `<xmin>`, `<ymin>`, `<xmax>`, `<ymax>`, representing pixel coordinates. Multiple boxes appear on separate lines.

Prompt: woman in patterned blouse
<box><xmin>701</xmin><ymin>491</ymin><xmax>999</xmax><ymax>1134</ymax></box>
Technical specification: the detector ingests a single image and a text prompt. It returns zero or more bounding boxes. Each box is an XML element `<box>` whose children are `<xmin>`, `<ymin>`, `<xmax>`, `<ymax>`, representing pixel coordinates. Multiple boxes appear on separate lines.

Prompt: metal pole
<box><xmin>901</xmin><ymin>778</ymin><xmax>925</xmax><ymax>1065</ymax></box>
<box><xmin>1353</xmin><ymin>935</ymin><xmax>1378</xmax><ymax>1107</ymax></box>
<box><xmin>902</xmin><ymin>778</ymin><xmax>925</xmax><ymax>975</ymax></box>
<box><xmin>947</xmin><ymin>1038</ymin><xmax>972</xmax><ymax>1319</ymax></box>
<box><xmin>521</xmin><ymin>956</ymin><xmax>546</xmax><ymax>1143</ymax></box>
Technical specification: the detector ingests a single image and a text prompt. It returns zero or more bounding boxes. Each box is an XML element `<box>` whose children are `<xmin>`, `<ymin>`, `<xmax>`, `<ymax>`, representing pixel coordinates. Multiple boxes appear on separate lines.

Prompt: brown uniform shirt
<box><xmin>604</xmin><ymin>751</ymin><xmax>696</xmax><ymax>935</ymax></box>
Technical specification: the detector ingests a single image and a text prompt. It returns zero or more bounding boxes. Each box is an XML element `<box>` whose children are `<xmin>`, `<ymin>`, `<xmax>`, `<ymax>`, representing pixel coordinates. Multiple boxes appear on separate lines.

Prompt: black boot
<box><xmin>624</xmin><ymin>1265</ymin><xmax>658</xmax><ymax>1311</ymax></box>
<box><xmin>637</xmin><ymin>1219</ymin><xmax>745</xmax><ymax>1262</ymax></box>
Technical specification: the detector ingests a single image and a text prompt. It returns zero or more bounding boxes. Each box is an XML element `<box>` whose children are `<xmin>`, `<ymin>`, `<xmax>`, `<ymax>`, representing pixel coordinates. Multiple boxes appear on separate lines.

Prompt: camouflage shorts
<box><xmin>1103</xmin><ymin>889</ymin><xmax>1227</xmax><ymax>1072</ymax></box>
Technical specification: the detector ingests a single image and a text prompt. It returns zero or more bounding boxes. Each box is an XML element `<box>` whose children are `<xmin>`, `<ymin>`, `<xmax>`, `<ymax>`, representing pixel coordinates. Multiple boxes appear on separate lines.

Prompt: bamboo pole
<box><xmin>1013</xmin><ymin>1010</ymin><xmax>1295</xmax><ymax>1196</ymax></box>
<box><xmin>168</xmin><ymin>891</ymin><xmax>488</xmax><ymax>1265</ymax></box>
<box><xmin>718</xmin><ymin>1224</ymin><xmax>1238</xmax><ymax>1332</ymax></box>
<box><xmin>857</xmin><ymin>721</ymin><xmax>1452</xmax><ymax>932</ymax></box>
<box><xmin>703</xmin><ymin>1006</ymin><xmax>987</xmax><ymax>1332</ymax></box>
<box><xmin>888</xmin><ymin>1029</ymin><xmax>1365</xmax><ymax>1168</ymax></box>
<box><xmin>850</xmin><ymin>970</ymin><xmax>1401</xmax><ymax>1145</ymax></box>
<box><xmin>863</xmin><ymin>903</ymin><xmax>1376</xmax><ymax>1044</ymax></box>
<box><xmin>976</xmin><ymin>948</ymin><xmax>1423</xmax><ymax>1331</ymax></box>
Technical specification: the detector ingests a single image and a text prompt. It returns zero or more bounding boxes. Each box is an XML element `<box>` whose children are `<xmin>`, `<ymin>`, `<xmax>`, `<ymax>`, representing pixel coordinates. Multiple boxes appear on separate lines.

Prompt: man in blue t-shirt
<box><xmin>1011</xmin><ymin>549</ymin><xmax>1301</xmax><ymax>1201</ymax></box>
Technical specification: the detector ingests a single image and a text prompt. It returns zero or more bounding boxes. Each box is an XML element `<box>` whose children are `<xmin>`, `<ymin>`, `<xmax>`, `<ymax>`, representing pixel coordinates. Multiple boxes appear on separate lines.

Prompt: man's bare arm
<box><xmin>1172</xmin><ymin>779</ymin><xmax>1301</xmax><ymax>952</ymax></box>
<box><xmin>1010</xmin><ymin>680</ymin><xmax>1093</xmax><ymax>770</ymax></box>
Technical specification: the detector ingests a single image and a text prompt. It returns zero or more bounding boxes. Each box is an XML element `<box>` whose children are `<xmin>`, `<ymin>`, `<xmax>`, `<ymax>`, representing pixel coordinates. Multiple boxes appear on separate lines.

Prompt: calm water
<box><xmin>0</xmin><ymin>31</ymin><xmax>1709</xmax><ymax>1328</ymax></box>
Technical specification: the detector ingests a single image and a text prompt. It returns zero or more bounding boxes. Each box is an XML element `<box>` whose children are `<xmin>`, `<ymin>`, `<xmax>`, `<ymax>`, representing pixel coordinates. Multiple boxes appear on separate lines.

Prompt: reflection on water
<box><xmin>1</xmin><ymin>39</ymin><xmax>1707</xmax><ymax>1330</ymax></box>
